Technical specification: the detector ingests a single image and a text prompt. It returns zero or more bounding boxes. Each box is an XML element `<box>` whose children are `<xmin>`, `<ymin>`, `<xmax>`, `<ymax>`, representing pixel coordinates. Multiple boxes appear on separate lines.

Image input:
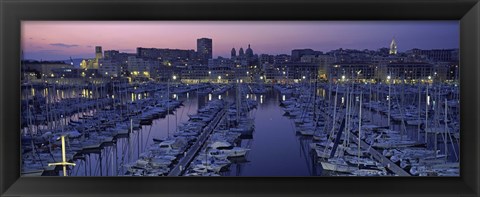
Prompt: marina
<box><xmin>19</xmin><ymin>21</ymin><xmax>460</xmax><ymax>177</ymax></box>
<box><xmin>21</xmin><ymin>80</ymin><xmax>460</xmax><ymax>176</ymax></box>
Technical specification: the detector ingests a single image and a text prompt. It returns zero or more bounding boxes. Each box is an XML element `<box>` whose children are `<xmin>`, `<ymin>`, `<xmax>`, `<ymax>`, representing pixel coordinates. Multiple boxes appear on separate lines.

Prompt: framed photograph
<box><xmin>1</xmin><ymin>0</ymin><xmax>479</xmax><ymax>196</ymax></box>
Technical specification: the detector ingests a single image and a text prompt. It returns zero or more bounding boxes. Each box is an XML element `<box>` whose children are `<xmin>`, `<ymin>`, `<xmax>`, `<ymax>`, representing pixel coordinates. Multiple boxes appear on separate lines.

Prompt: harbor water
<box><xmin>21</xmin><ymin>82</ymin><xmax>460</xmax><ymax>176</ymax></box>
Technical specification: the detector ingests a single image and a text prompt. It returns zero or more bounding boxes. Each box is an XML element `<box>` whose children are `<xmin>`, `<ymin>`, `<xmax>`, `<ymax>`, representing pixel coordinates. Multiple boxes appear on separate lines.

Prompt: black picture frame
<box><xmin>1</xmin><ymin>0</ymin><xmax>479</xmax><ymax>196</ymax></box>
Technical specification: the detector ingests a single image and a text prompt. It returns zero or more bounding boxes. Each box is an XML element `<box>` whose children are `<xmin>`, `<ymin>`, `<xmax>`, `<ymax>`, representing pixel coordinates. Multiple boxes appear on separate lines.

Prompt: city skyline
<box><xmin>22</xmin><ymin>21</ymin><xmax>459</xmax><ymax>60</ymax></box>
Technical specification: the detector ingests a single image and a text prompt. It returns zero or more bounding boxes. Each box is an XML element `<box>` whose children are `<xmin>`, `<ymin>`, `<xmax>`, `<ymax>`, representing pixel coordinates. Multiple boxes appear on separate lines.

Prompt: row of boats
<box><xmin>184</xmin><ymin>86</ymin><xmax>258</xmax><ymax>176</ymax></box>
<box><xmin>276</xmin><ymin>82</ymin><xmax>460</xmax><ymax>176</ymax></box>
<box><xmin>126</xmin><ymin>85</ymin><xmax>258</xmax><ymax>177</ymax></box>
<box><xmin>21</xmin><ymin>87</ymin><xmax>185</xmax><ymax>175</ymax></box>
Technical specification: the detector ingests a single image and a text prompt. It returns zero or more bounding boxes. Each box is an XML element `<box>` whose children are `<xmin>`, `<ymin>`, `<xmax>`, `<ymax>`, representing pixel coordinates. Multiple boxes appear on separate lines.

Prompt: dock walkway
<box><xmin>168</xmin><ymin>106</ymin><xmax>228</xmax><ymax>176</ymax></box>
<box><xmin>348</xmin><ymin>131</ymin><xmax>411</xmax><ymax>176</ymax></box>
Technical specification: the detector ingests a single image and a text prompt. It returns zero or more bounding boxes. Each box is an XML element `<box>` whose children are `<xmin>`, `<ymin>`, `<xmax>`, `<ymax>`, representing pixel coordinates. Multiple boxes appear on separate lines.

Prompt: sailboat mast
<box><xmin>444</xmin><ymin>98</ymin><xmax>448</xmax><ymax>160</ymax></box>
<box><xmin>358</xmin><ymin>91</ymin><xmax>362</xmax><ymax>162</ymax></box>
<box><xmin>331</xmin><ymin>83</ymin><xmax>339</xmax><ymax>136</ymax></box>
<box><xmin>425</xmin><ymin>84</ymin><xmax>429</xmax><ymax>144</ymax></box>
<box><xmin>343</xmin><ymin>86</ymin><xmax>349</xmax><ymax>147</ymax></box>
<box><xmin>387</xmin><ymin>75</ymin><xmax>391</xmax><ymax>129</ymax></box>
<box><xmin>313</xmin><ymin>67</ymin><xmax>318</xmax><ymax>125</ymax></box>
<box><xmin>417</xmin><ymin>86</ymin><xmax>421</xmax><ymax>141</ymax></box>
<box><xmin>167</xmin><ymin>79</ymin><xmax>170</xmax><ymax>137</ymax></box>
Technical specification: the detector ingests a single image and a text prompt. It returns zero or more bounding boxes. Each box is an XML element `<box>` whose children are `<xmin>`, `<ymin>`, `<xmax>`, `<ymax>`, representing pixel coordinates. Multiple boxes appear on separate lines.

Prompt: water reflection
<box><xmin>224</xmin><ymin>89</ymin><xmax>319</xmax><ymax>176</ymax></box>
<box><xmin>22</xmin><ymin>86</ymin><xmax>321</xmax><ymax>176</ymax></box>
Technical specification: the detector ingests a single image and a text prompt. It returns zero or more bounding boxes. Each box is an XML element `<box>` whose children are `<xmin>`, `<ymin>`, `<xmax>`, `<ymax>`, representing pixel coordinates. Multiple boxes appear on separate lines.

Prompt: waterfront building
<box><xmin>274</xmin><ymin>54</ymin><xmax>291</xmax><ymax>64</ymax></box>
<box><xmin>328</xmin><ymin>62</ymin><xmax>376</xmax><ymax>82</ymax></box>
<box><xmin>104</xmin><ymin>50</ymin><xmax>119</xmax><ymax>59</ymax></box>
<box><xmin>98</xmin><ymin>50</ymin><xmax>133</xmax><ymax>77</ymax></box>
<box><xmin>136</xmin><ymin>47</ymin><xmax>196</xmax><ymax>62</ymax></box>
<box><xmin>263</xmin><ymin>63</ymin><xmax>281</xmax><ymax>83</ymax></box>
<box><xmin>371</xmin><ymin>55</ymin><xmax>404</xmax><ymax>65</ymax></box>
<box><xmin>154</xmin><ymin>63</ymin><xmax>176</xmax><ymax>82</ymax></box>
<box><xmin>443</xmin><ymin>61</ymin><xmax>460</xmax><ymax>82</ymax></box>
<box><xmin>271</xmin><ymin>62</ymin><xmax>319</xmax><ymax>83</ymax></box>
<box><xmin>95</xmin><ymin>46</ymin><xmax>103</xmax><ymax>60</ymax></box>
<box><xmin>51</xmin><ymin>67</ymin><xmax>81</xmax><ymax>78</ymax></box>
<box><xmin>197</xmin><ymin>38</ymin><xmax>213</xmax><ymax>64</ymax></box>
<box><xmin>98</xmin><ymin>59</ymin><xmax>121</xmax><ymax>77</ymax></box>
<box><xmin>208</xmin><ymin>57</ymin><xmax>235</xmax><ymax>68</ymax></box>
<box><xmin>127</xmin><ymin>56</ymin><xmax>159</xmax><ymax>79</ymax></box>
<box><xmin>377</xmin><ymin>62</ymin><xmax>434</xmax><ymax>83</ymax></box>
<box><xmin>180</xmin><ymin>65</ymin><xmax>209</xmax><ymax>83</ymax></box>
<box><xmin>259</xmin><ymin>54</ymin><xmax>274</xmax><ymax>65</ymax></box>
<box><xmin>209</xmin><ymin>66</ymin><xmax>234</xmax><ymax>83</ymax></box>
<box><xmin>23</xmin><ymin>61</ymin><xmax>74</xmax><ymax>79</ymax></box>
<box><xmin>327</xmin><ymin>48</ymin><xmax>375</xmax><ymax>63</ymax></box>
<box><xmin>300</xmin><ymin>54</ymin><xmax>335</xmax><ymax>80</ymax></box>
<box><xmin>405</xmin><ymin>48</ymin><xmax>459</xmax><ymax>62</ymax></box>
<box><xmin>291</xmin><ymin>49</ymin><xmax>323</xmax><ymax>62</ymax></box>
<box><xmin>80</xmin><ymin>59</ymin><xmax>99</xmax><ymax>70</ymax></box>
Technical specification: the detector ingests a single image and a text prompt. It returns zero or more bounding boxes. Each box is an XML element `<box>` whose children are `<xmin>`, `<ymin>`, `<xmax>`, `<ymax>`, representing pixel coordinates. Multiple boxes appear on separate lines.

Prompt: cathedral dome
<box><xmin>246</xmin><ymin>44</ymin><xmax>254</xmax><ymax>57</ymax></box>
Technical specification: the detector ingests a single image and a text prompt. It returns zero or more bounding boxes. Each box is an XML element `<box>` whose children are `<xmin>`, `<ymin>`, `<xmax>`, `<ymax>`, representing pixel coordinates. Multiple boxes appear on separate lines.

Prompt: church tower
<box><xmin>239</xmin><ymin>47</ymin><xmax>245</xmax><ymax>57</ymax></box>
<box><xmin>231</xmin><ymin>48</ymin><xmax>236</xmax><ymax>59</ymax></box>
<box><xmin>389</xmin><ymin>38</ymin><xmax>397</xmax><ymax>55</ymax></box>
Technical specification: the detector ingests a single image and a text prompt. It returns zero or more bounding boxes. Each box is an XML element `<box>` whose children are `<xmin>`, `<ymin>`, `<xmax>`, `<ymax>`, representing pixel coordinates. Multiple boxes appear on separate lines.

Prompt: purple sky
<box><xmin>22</xmin><ymin>21</ymin><xmax>459</xmax><ymax>60</ymax></box>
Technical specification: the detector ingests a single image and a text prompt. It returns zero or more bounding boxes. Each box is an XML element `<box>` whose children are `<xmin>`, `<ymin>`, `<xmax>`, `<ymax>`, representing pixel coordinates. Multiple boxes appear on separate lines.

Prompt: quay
<box><xmin>168</xmin><ymin>105</ymin><xmax>228</xmax><ymax>176</ymax></box>
<box><xmin>347</xmin><ymin>131</ymin><xmax>411</xmax><ymax>176</ymax></box>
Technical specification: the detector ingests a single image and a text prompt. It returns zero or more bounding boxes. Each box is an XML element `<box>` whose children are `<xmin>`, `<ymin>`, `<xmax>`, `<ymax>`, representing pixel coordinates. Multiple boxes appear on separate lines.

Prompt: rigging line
<box><xmin>143</xmin><ymin>124</ymin><xmax>154</xmax><ymax>151</ymax></box>
<box><xmin>93</xmin><ymin>154</ymin><xmax>101</xmax><ymax>176</ymax></box>
<box><xmin>115</xmin><ymin>140</ymin><xmax>127</xmax><ymax>175</ymax></box>
<box><xmin>118</xmin><ymin>138</ymin><xmax>130</xmax><ymax>174</ymax></box>
<box><xmin>72</xmin><ymin>159</ymin><xmax>81</xmax><ymax>176</ymax></box>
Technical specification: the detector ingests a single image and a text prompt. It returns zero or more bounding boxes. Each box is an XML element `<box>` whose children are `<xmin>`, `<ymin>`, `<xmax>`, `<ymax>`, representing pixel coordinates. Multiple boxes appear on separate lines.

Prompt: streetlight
<box><xmin>342</xmin><ymin>75</ymin><xmax>345</xmax><ymax>81</ymax></box>
<box><xmin>207</xmin><ymin>71</ymin><xmax>212</xmax><ymax>83</ymax></box>
<box><xmin>302</xmin><ymin>76</ymin><xmax>306</xmax><ymax>80</ymax></box>
<box><xmin>172</xmin><ymin>75</ymin><xmax>177</xmax><ymax>80</ymax></box>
